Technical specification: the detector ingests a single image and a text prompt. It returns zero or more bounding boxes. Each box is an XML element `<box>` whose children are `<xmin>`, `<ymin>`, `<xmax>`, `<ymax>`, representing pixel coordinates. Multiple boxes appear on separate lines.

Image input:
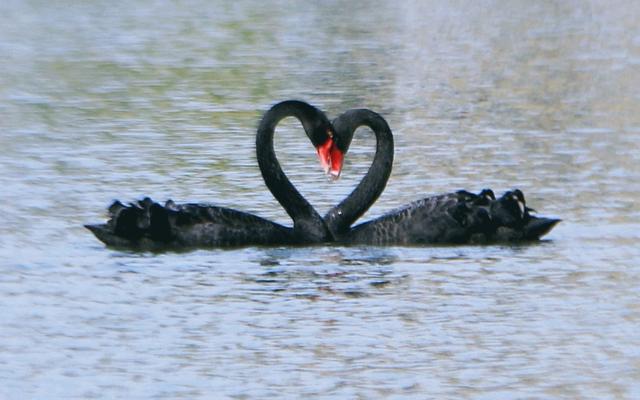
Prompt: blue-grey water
<box><xmin>1</xmin><ymin>1</ymin><xmax>639</xmax><ymax>398</ymax></box>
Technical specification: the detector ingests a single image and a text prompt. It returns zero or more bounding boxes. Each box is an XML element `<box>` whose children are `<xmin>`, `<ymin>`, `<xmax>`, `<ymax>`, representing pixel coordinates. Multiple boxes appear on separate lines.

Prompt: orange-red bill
<box><xmin>316</xmin><ymin>137</ymin><xmax>334</xmax><ymax>175</ymax></box>
<box><xmin>317</xmin><ymin>137</ymin><xmax>344</xmax><ymax>179</ymax></box>
<box><xmin>328</xmin><ymin>145</ymin><xmax>344</xmax><ymax>179</ymax></box>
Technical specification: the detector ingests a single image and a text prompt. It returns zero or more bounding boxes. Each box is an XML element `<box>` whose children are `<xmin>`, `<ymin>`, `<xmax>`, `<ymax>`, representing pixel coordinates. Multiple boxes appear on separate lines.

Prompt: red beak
<box><xmin>317</xmin><ymin>137</ymin><xmax>333</xmax><ymax>175</ymax></box>
<box><xmin>316</xmin><ymin>138</ymin><xmax>344</xmax><ymax>179</ymax></box>
<box><xmin>329</xmin><ymin>144</ymin><xmax>344</xmax><ymax>179</ymax></box>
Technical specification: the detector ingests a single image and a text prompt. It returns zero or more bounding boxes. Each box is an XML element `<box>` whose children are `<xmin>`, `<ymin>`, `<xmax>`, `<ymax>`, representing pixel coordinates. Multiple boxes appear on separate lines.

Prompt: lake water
<box><xmin>2</xmin><ymin>1</ymin><xmax>639</xmax><ymax>398</ymax></box>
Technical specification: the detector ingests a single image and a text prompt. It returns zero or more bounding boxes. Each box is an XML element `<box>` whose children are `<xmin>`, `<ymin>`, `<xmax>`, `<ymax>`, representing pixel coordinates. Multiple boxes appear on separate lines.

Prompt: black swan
<box><xmin>325</xmin><ymin>109</ymin><xmax>561</xmax><ymax>245</ymax></box>
<box><xmin>85</xmin><ymin>100</ymin><xmax>345</xmax><ymax>249</ymax></box>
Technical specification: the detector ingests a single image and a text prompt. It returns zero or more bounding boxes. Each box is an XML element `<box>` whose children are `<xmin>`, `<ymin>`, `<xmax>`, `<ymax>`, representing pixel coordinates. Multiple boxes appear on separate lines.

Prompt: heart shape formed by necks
<box><xmin>255</xmin><ymin>100</ymin><xmax>341</xmax><ymax>242</ymax></box>
<box><xmin>256</xmin><ymin>102</ymin><xmax>392</xmax><ymax>243</ymax></box>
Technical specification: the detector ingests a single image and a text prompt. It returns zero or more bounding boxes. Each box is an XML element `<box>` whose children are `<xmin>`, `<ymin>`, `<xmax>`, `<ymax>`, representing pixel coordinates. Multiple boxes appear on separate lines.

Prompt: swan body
<box><xmin>85</xmin><ymin>198</ymin><xmax>298</xmax><ymax>249</ymax></box>
<box><xmin>85</xmin><ymin>101</ymin><xmax>343</xmax><ymax>249</ymax></box>
<box><xmin>343</xmin><ymin>189</ymin><xmax>560</xmax><ymax>245</ymax></box>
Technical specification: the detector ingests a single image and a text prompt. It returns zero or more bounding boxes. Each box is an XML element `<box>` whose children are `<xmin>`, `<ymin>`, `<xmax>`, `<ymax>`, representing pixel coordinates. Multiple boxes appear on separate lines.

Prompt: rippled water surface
<box><xmin>2</xmin><ymin>1</ymin><xmax>640</xmax><ymax>398</ymax></box>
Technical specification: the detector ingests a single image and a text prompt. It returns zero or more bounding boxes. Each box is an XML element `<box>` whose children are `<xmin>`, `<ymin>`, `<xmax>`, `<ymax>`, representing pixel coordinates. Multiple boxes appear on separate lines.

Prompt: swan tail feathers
<box><xmin>84</xmin><ymin>223</ymin><xmax>136</xmax><ymax>247</ymax></box>
<box><xmin>86</xmin><ymin>198</ymin><xmax>176</xmax><ymax>247</ymax></box>
<box><xmin>522</xmin><ymin>217</ymin><xmax>561</xmax><ymax>240</ymax></box>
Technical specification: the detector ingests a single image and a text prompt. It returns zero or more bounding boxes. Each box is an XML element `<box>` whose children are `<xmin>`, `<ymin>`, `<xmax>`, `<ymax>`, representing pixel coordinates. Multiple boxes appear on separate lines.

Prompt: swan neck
<box><xmin>325</xmin><ymin>110</ymin><xmax>394</xmax><ymax>237</ymax></box>
<box><xmin>256</xmin><ymin>101</ymin><xmax>331</xmax><ymax>241</ymax></box>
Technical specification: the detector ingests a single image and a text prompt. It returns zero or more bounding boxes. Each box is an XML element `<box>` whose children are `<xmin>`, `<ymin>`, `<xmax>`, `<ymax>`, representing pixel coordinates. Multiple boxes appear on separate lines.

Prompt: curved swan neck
<box><xmin>256</xmin><ymin>101</ymin><xmax>332</xmax><ymax>241</ymax></box>
<box><xmin>324</xmin><ymin>109</ymin><xmax>394</xmax><ymax>236</ymax></box>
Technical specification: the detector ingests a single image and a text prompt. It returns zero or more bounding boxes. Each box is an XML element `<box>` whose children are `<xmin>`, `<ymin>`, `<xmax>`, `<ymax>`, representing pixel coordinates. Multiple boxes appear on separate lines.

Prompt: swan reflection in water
<box><xmin>86</xmin><ymin>101</ymin><xmax>560</xmax><ymax>249</ymax></box>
